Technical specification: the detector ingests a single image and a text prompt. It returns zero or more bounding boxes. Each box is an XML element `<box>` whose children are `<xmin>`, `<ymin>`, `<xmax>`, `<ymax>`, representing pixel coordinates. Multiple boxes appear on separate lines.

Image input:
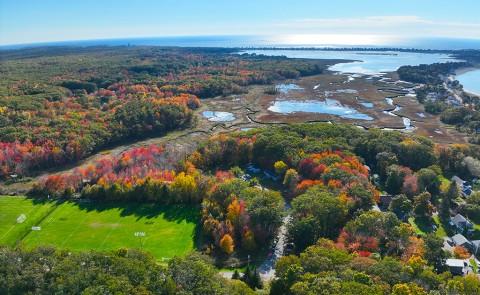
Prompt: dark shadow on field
<box><xmin>24</xmin><ymin>197</ymin><xmax>202</xmax><ymax>250</ymax></box>
<box><xmin>74</xmin><ymin>201</ymin><xmax>200</xmax><ymax>224</ymax></box>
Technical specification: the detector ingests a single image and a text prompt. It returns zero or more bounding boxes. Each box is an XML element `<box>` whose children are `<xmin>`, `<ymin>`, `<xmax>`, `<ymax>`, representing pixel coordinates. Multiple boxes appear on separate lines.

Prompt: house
<box><xmin>472</xmin><ymin>240</ymin><xmax>480</xmax><ymax>257</ymax></box>
<box><xmin>451</xmin><ymin>176</ymin><xmax>473</xmax><ymax>197</ymax></box>
<box><xmin>450</xmin><ymin>214</ymin><xmax>474</xmax><ymax>233</ymax></box>
<box><xmin>446</xmin><ymin>259</ymin><xmax>469</xmax><ymax>276</ymax></box>
<box><xmin>452</xmin><ymin>176</ymin><xmax>465</xmax><ymax>190</ymax></box>
<box><xmin>451</xmin><ymin>233</ymin><xmax>474</xmax><ymax>253</ymax></box>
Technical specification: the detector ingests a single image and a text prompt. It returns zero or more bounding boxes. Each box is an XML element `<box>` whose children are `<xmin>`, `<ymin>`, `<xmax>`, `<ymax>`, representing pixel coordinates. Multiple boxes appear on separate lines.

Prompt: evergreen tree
<box><xmin>232</xmin><ymin>269</ymin><xmax>241</xmax><ymax>280</ymax></box>
<box><xmin>440</xmin><ymin>182</ymin><xmax>458</xmax><ymax>218</ymax></box>
<box><xmin>242</xmin><ymin>265</ymin><xmax>262</xmax><ymax>289</ymax></box>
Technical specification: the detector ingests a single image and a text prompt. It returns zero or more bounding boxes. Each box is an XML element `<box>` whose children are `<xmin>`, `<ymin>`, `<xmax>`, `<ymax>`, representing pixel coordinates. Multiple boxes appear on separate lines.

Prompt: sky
<box><xmin>1</xmin><ymin>0</ymin><xmax>480</xmax><ymax>46</ymax></box>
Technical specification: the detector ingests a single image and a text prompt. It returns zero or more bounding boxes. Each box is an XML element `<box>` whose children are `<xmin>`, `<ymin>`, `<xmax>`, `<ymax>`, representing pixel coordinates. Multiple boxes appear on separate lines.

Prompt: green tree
<box><xmin>416</xmin><ymin>168</ymin><xmax>441</xmax><ymax>196</ymax></box>
<box><xmin>241</xmin><ymin>265</ymin><xmax>262</xmax><ymax>289</ymax></box>
<box><xmin>413</xmin><ymin>192</ymin><xmax>433</xmax><ymax>220</ymax></box>
<box><xmin>440</xmin><ymin>182</ymin><xmax>459</xmax><ymax>218</ymax></box>
<box><xmin>389</xmin><ymin>194</ymin><xmax>413</xmax><ymax>219</ymax></box>
<box><xmin>386</xmin><ymin>165</ymin><xmax>409</xmax><ymax>195</ymax></box>
<box><xmin>376</xmin><ymin>152</ymin><xmax>398</xmax><ymax>181</ymax></box>
<box><xmin>283</xmin><ymin>168</ymin><xmax>300</xmax><ymax>194</ymax></box>
<box><xmin>462</xmin><ymin>192</ymin><xmax>480</xmax><ymax>223</ymax></box>
<box><xmin>423</xmin><ymin>233</ymin><xmax>447</xmax><ymax>272</ymax></box>
<box><xmin>289</xmin><ymin>188</ymin><xmax>348</xmax><ymax>251</ymax></box>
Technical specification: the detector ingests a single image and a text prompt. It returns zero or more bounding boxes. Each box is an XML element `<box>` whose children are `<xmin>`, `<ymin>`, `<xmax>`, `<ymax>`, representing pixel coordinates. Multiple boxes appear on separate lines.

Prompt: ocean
<box><xmin>2</xmin><ymin>35</ymin><xmax>480</xmax><ymax>50</ymax></box>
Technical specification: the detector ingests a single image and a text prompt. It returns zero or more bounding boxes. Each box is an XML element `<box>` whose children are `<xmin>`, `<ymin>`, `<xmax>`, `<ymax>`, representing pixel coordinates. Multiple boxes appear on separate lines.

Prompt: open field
<box><xmin>0</xmin><ymin>196</ymin><xmax>198</xmax><ymax>260</ymax></box>
<box><xmin>0</xmin><ymin>196</ymin><xmax>56</xmax><ymax>246</ymax></box>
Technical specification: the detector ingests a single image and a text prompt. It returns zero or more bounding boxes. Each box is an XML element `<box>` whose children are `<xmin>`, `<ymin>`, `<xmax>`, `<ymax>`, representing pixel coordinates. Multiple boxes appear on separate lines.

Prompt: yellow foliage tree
<box><xmin>220</xmin><ymin>234</ymin><xmax>234</xmax><ymax>255</ymax></box>
<box><xmin>227</xmin><ymin>197</ymin><xmax>241</xmax><ymax>226</ymax></box>
<box><xmin>169</xmin><ymin>172</ymin><xmax>198</xmax><ymax>202</ymax></box>
<box><xmin>392</xmin><ymin>283</ymin><xmax>428</xmax><ymax>295</ymax></box>
<box><xmin>283</xmin><ymin>168</ymin><xmax>299</xmax><ymax>194</ymax></box>
<box><xmin>274</xmin><ymin>161</ymin><xmax>288</xmax><ymax>176</ymax></box>
<box><xmin>407</xmin><ymin>255</ymin><xmax>427</xmax><ymax>276</ymax></box>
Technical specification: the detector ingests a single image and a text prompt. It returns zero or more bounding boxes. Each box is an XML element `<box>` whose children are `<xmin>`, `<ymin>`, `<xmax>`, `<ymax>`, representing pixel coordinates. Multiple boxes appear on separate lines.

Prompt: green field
<box><xmin>0</xmin><ymin>197</ymin><xmax>56</xmax><ymax>246</ymax></box>
<box><xmin>0</xmin><ymin>196</ymin><xmax>198</xmax><ymax>260</ymax></box>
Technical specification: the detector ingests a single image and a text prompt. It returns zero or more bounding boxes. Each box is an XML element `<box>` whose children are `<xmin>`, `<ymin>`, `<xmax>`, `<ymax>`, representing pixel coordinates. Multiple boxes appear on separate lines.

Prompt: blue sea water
<box><xmin>456</xmin><ymin>69</ymin><xmax>480</xmax><ymax>96</ymax></box>
<box><xmin>2</xmin><ymin>35</ymin><xmax>480</xmax><ymax>50</ymax></box>
<box><xmin>242</xmin><ymin>49</ymin><xmax>460</xmax><ymax>75</ymax></box>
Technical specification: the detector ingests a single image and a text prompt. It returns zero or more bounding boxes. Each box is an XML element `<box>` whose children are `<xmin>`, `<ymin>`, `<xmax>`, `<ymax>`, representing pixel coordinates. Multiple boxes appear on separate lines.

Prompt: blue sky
<box><xmin>1</xmin><ymin>0</ymin><xmax>480</xmax><ymax>45</ymax></box>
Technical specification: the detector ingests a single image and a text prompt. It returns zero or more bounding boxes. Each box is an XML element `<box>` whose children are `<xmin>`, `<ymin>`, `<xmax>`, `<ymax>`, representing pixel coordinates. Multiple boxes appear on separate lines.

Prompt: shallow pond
<box><xmin>202</xmin><ymin>111</ymin><xmax>235</xmax><ymax>122</ymax></box>
<box><xmin>359</xmin><ymin>101</ymin><xmax>374</xmax><ymax>108</ymax></box>
<box><xmin>268</xmin><ymin>99</ymin><xmax>373</xmax><ymax>120</ymax></box>
<box><xmin>276</xmin><ymin>83</ymin><xmax>304</xmax><ymax>93</ymax></box>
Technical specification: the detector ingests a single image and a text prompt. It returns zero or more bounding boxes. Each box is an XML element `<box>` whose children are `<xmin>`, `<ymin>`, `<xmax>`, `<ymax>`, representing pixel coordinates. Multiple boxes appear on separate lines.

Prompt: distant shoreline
<box><xmin>454</xmin><ymin>67</ymin><xmax>480</xmax><ymax>96</ymax></box>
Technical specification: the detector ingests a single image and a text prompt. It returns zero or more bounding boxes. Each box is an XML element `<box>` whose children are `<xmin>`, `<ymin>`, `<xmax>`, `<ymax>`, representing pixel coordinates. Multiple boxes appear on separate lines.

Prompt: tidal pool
<box><xmin>202</xmin><ymin>111</ymin><xmax>235</xmax><ymax>122</ymax></box>
<box><xmin>359</xmin><ymin>101</ymin><xmax>374</xmax><ymax>108</ymax></box>
<box><xmin>268</xmin><ymin>99</ymin><xmax>373</xmax><ymax>120</ymax></box>
<box><xmin>276</xmin><ymin>83</ymin><xmax>304</xmax><ymax>93</ymax></box>
<box><xmin>416</xmin><ymin>112</ymin><xmax>426</xmax><ymax>118</ymax></box>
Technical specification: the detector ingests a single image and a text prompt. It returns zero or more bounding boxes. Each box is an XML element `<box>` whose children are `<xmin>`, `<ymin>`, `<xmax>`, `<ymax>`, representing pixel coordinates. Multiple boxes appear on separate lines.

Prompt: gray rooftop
<box><xmin>446</xmin><ymin>259</ymin><xmax>465</xmax><ymax>268</ymax></box>
<box><xmin>451</xmin><ymin>233</ymin><xmax>471</xmax><ymax>246</ymax></box>
<box><xmin>451</xmin><ymin>214</ymin><xmax>470</xmax><ymax>225</ymax></box>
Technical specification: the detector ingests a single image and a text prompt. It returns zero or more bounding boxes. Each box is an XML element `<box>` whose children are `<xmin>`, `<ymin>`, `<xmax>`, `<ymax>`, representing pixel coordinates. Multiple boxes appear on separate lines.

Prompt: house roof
<box><xmin>446</xmin><ymin>259</ymin><xmax>465</xmax><ymax>268</ymax></box>
<box><xmin>472</xmin><ymin>240</ymin><xmax>480</xmax><ymax>249</ymax></box>
<box><xmin>451</xmin><ymin>233</ymin><xmax>471</xmax><ymax>246</ymax></box>
<box><xmin>451</xmin><ymin>214</ymin><xmax>470</xmax><ymax>225</ymax></box>
<box><xmin>452</xmin><ymin>176</ymin><xmax>465</xmax><ymax>186</ymax></box>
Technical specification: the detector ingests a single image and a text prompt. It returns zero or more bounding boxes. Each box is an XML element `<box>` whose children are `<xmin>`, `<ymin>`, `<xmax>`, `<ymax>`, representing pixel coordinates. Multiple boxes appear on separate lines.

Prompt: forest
<box><xmin>16</xmin><ymin>122</ymin><xmax>479</xmax><ymax>294</ymax></box>
<box><xmin>0</xmin><ymin>46</ymin><xmax>327</xmax><ymax>178</ymax></box>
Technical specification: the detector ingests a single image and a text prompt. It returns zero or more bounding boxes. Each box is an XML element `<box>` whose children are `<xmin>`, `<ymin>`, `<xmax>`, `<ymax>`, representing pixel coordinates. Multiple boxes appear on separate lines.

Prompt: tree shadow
<box><xmin>438</xmin><ymin>215</ymin><xmax>456</xmax><ymax>237</ymax></box>
<box><xmin>24</xmin><ymin>196</ymin><xmax>202</xmax><ymax>249</ymax></box>
<box><xmin>414</xmin><ymin>216</ymin><xmax>435</xmax><ymax>234</ymax></box>
<box><xmin>74</xmin><ymin>201</ymin><xmax>200</xmax><ymax>224</ymax></box>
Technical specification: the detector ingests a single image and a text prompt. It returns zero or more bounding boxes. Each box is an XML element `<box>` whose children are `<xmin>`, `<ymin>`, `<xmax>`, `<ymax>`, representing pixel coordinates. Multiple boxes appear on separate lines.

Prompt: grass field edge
<box><xmin>15</xmin><ymin>200</ymin><xmax>59</xmax><ymax>247</ymax></box>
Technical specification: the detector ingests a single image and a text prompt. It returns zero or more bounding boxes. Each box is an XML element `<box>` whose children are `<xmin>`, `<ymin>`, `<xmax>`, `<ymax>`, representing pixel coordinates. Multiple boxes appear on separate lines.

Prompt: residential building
<box><xmin>450</xmin><ymin>214</ymin><xmax>474</xmax><ymax>233</ymax></box>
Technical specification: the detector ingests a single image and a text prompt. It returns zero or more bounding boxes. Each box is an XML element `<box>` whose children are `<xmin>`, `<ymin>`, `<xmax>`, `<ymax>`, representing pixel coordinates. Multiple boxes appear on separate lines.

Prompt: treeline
<box><xmin>270</xmin><ymin>238</ymin><xmax>480</xmax><ymax>295</ymax></box>
<box><xmin>243</xmin><ymin>47</ymin><xmax>457</xmax><ymax>54</ymax></box>
<box><xmin>397</xmin><ymin>62</ymin><xmax>468</xmax><ymax>84</ymax></box>
<box><xmin>192</xmin><ymin>123</ymin><xmax>480</xmax><ymax>253</ymax></box>
<box><xmin>33</xmin><ymin>145</ymin><xmax>285</xmax><ymax>256</ymax></box>
<box><xmin>0</xmin><ymin>247</ymin><xmax>255</xmax><ymax>295</ymax></box>
<box><xmin>0</xmin><ymin>96</ymin><xmax>196</xmax><ymax>179</ymax></box>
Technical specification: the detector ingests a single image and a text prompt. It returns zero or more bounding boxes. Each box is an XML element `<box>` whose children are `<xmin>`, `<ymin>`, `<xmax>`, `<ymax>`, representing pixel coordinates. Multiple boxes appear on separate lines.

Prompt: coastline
<box><xmin>454</xmin><ymin>67</ymin><xmax>480</xmax><ymax>96</ymax></box>
<box><xmin>454</xmin><ymin>66</ymin><xmax>478</xmax><ymax>76</ymax></box>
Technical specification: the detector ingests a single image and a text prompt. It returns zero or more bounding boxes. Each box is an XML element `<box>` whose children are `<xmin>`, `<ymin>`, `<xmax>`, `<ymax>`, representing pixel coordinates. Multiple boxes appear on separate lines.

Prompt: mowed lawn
<box><xmin>0</xmin><ymin>196</ymin><xmax>56</xmax><ymax>246</ymax></box>
<box><xmin>0</xmin><ymin>196</ymin><xmax>198</xmax><ymax>260</ymax></box>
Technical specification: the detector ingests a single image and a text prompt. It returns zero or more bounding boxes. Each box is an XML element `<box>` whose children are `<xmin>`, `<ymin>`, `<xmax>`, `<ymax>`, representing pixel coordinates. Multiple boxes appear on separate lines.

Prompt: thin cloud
<box><xmin>273</xmin><ymin>16</ymin><xmax>480</xmax><ymax>38</ymax></box>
